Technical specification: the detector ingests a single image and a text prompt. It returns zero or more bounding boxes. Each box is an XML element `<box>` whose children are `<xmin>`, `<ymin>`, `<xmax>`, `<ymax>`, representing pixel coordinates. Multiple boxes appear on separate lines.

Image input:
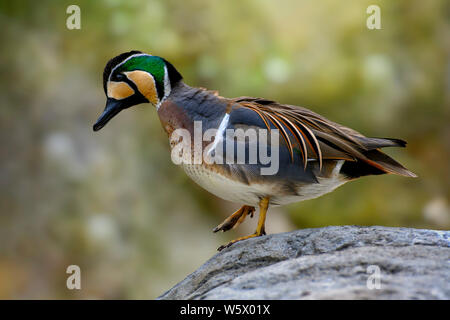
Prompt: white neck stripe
<box><xmin>157</xmin><ymin>65</ymin><xmax>171</xmax><ymax>110</ymax></box>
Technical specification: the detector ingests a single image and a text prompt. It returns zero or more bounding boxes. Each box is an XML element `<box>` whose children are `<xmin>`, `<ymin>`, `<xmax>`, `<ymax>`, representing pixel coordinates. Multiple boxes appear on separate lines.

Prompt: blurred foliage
<box><xmin>0</xmin><ymin>0</ymin><xmax>448</xmax><ymax>299</ymax></box>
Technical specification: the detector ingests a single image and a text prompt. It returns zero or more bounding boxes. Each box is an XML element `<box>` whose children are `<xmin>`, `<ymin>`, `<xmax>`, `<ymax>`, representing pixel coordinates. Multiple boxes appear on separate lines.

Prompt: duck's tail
<box><xmin>341</xmin><ymin>137</ymin><xmax>417</xmax><ymax>179</ymax></box>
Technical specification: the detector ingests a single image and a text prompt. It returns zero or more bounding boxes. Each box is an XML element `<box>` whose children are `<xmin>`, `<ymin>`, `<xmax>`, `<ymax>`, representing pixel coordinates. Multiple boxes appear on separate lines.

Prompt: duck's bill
<box><xmin>93</xmin><ymin>98</ymin><xmax>124</xmax><ymax>131</ymax></box>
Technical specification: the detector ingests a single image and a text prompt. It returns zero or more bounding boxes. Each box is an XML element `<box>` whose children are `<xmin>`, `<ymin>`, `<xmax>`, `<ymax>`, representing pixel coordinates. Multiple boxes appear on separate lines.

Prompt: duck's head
<box><xmin>93</xmin><ymin>51</ymin><xmax>182</xmax><ymax>131</ymax></box>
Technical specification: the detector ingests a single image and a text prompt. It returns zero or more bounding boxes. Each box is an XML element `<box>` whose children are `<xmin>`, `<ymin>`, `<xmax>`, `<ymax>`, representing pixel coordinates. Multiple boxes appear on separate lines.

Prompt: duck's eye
<box><xmin>114</xmin><ymin>73</ymin><xmax>126</xmax><ymax>81</ymax></box>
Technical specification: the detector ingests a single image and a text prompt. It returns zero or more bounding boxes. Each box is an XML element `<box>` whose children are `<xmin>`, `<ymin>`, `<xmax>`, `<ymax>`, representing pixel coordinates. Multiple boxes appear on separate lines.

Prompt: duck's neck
<box><xmin>158</xmin><ymin>81</ymin><xmax>229</xmax><ymax>134</ymax></box>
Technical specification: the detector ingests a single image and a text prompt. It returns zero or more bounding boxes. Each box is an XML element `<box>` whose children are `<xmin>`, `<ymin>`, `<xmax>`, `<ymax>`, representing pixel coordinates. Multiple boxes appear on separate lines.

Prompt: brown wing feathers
<box><xmin>234</xmin><ymin>97</ymin><xmax>416</xmax><ymax>178</ymax></box>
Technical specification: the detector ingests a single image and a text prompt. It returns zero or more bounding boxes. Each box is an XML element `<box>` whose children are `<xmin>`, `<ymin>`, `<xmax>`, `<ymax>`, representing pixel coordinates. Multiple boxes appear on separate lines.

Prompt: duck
<box><xmin>93</xmin><ymin>51</ymin><xmax>417</xmax><ymax>251</ymax></box>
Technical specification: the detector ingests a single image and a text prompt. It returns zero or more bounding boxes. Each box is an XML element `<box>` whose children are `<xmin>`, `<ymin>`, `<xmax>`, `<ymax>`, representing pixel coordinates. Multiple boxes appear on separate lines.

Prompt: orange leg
<box><xmin>213</xmin><ymin>205</ymin><xmax>255</xmax><ymax>233</ymax></box>
<box><xmin>217</xmin><ymin>197</ymin><xmax>270</xmax><ymax>251</ymax></box>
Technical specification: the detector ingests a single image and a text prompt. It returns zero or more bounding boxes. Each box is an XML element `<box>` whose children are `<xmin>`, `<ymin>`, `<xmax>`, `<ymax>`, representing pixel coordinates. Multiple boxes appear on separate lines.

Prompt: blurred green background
<box><xmin>0</xmin><ymin>0</ymin><xmax>448</xmax><ymax>299</ymax></box>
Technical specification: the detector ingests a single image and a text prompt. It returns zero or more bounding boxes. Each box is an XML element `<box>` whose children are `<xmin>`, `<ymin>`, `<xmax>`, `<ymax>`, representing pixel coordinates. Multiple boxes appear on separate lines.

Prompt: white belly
<box><xmin>182</xmin><ymin>161</ymin><xmax>347</xmax><ymax>207</ymax></box>
<box><xmin>183</xmin><ymin>164</ymin><xmax>267</xmax><ymax>206</ymax></box>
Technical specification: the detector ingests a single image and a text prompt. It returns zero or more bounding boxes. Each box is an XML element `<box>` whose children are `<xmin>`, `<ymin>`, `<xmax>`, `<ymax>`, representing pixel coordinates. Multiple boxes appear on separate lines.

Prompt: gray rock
<box><xmin>158</xmin><ymin>226</ymin><xmax>450</xmax><ymax>299</ymax></box>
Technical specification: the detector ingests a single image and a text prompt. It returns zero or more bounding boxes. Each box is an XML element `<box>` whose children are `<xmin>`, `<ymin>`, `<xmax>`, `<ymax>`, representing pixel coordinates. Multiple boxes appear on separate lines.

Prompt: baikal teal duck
<box><xmin>94</xmin><ymin>51</ymin><xmax>417</xmax><ymax>251</ymax></box>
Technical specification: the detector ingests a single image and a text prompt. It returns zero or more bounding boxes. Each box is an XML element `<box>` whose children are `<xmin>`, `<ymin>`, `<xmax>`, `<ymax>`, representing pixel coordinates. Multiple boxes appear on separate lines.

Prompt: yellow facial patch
<box><xmin>107</xmin><ymin>81</ymin><xmax>134</xmax><ymax>100</ymax></box>
<box><xmin>125</xmin><ymin>70</ymin><xmax>159</xmax><ymax>106</ymax></box>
